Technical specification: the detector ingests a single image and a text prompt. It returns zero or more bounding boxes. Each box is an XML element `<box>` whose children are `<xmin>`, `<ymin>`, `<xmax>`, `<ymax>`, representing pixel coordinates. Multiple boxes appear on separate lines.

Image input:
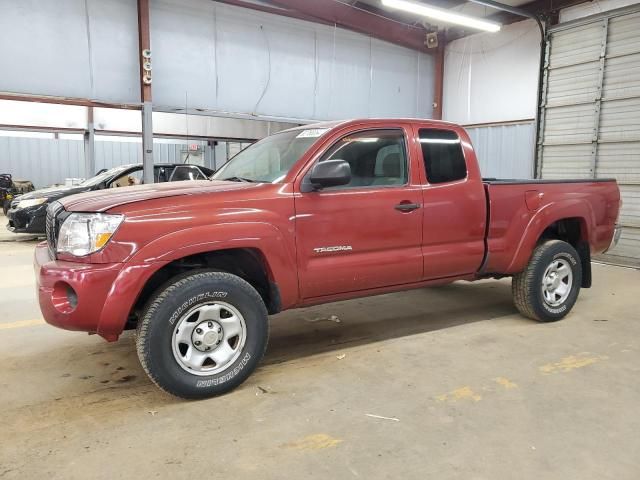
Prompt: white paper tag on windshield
<box><xmin>296</xmin><ymin>128</ymin><xmax>329</xmax><ymax>138</ymax></box>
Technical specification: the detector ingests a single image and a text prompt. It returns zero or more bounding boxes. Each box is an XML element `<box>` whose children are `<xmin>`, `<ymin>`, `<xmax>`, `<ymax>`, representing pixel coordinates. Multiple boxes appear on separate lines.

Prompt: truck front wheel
<box><xmin>135</xmin><ymin>271</ymin><xmax>269</xmax><ymax>399</ymax></box>
<box><xmin>512</xmin><ymin>240</ymin><xmax>582</xmax><ymax>322</ymax></box>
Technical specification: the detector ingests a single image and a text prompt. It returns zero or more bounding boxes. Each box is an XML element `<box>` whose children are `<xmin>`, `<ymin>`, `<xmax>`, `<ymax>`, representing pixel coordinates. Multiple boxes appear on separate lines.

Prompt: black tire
<box><xmin>136</xmin><ymin>270</ymin><xmax>269</xmax><ymax>399</ymax></box>
<box><xmin>512</xmin><ymin>239</ymin><xmax>582</xmax><ymax>322</ymax></box>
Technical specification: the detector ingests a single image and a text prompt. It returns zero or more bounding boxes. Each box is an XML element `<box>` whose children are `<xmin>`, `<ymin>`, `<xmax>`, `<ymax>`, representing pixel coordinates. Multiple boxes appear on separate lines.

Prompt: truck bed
<box><xmin>481</xmin><ymin>178</ymin><xmax>620</xmax><ymax>275</ymax></box>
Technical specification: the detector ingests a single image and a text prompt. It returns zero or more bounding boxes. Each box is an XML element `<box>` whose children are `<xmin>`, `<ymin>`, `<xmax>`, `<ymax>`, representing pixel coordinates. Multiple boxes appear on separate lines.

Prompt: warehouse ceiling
<box><xmin>216</xmin><ymin>0</ymin><xmax>594</xmax><ymax>49</ymax></box>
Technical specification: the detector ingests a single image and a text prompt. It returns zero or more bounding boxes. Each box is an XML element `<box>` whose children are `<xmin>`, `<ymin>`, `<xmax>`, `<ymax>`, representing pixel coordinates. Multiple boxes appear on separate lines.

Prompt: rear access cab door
<box><xmin>413</xmin><ymin>124</ymin><xmax>487</xmax><ymax>279</ymax></box>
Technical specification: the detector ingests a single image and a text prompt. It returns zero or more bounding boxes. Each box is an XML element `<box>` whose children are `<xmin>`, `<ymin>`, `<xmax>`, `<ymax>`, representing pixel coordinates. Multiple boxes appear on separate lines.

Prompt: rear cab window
<box><xmin>419</xmin><ymin>129</ymin><xmax>467</xmax><ymax>184</ymax></box>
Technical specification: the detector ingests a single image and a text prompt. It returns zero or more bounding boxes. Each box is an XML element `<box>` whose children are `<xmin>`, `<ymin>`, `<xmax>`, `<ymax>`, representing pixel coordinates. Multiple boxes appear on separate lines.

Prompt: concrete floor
<box><xmin>1</xmin><ymin>225</ymin><xmax>639</xmax><ymax>479</ymax></box>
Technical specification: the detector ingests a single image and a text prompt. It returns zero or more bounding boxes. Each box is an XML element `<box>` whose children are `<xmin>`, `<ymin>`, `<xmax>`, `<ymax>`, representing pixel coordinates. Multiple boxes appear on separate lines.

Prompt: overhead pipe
<box><xmin>465</xmin><ymin>0</ymin><xmax>544</xmax><ymax>35</ymax></box>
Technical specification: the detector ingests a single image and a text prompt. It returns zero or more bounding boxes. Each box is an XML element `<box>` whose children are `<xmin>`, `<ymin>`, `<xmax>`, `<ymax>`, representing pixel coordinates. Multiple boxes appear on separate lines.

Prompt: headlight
<box><xmin>57</xmin><ymin>213</ymin><xmax>124</xmax><ymax>256</ymax></box>
<box><xmin>16</xmin><ymin>198</ymin><xmax>47</xmax><ymax>209</ymax></box>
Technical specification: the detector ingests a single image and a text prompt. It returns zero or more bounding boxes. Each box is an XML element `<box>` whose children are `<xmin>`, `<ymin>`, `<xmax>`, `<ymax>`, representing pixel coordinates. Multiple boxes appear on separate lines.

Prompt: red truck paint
<box><xmin>34</xmin><ymin>119</ymin><xmax>621</xmax><ymax>341</ymax></box>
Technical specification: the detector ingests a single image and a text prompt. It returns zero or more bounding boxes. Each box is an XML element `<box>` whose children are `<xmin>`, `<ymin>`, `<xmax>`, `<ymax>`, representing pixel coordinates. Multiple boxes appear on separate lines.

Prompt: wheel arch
<box><xmin>97</xmin><ymin>222</ymin><xmax>298</xmax><ymax>339</ymax></box>
<box><xmin>130</xmin><ymin>247</ymin><xmax>283</xmax><ymax>326</ymax></box>
<box><xmin>507</xmin><ymin>200</ymin><xmax>595</xmax><ymax>287</ymax></box>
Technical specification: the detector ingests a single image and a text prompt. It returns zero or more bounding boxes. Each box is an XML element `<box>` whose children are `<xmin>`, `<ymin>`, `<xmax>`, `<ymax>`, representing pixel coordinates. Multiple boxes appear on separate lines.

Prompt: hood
<box><xmin>59</xmin><ymin>180</ymin><xmax>257</xmax><ymax>212</ymax></box>
<box><xmin>16</xmin><ymin>184</ymin><xmax>90</xmax><ymax>201</ymax></box>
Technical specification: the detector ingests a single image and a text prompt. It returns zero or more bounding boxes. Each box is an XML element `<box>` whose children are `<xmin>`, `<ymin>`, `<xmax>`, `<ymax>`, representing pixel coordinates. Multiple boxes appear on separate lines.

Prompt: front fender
<box><xmin>131</xmin><ymin>221</ymin><xmax>298</xmax><ymax>303</ymax></box>
<box><xmin>506</xmin><ymin>200</ymin><xmax>594</xmax><ymax>273</ymax></box>
<box><xmin>97</xmin><ymin>222</ymin><xmax>299</xmax><ymax>338</ymax></box>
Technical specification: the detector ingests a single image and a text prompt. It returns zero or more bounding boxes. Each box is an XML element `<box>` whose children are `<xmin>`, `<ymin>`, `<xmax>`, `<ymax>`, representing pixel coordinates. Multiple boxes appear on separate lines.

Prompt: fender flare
<box><xmin>506</xmin><ymin>199</ymin><xmax>594</xmax><ymax>273</ymax></box>
<box><xmin>97</xmin><ymin>222</ymin><xmax>298</xmax><ymax>338</ymax></box>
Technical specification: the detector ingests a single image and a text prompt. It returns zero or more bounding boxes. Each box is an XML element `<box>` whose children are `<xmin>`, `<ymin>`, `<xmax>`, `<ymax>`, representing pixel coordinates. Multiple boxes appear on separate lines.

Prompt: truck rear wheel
<box><xmin>135</xmin><ymin>271</ymin><xmax>269</xmax><ymax>399</ymax></box>
<box><xmin>512</xmin><ymin>239</ymin><xmax>582</xmax><ymax>322</ymax></box>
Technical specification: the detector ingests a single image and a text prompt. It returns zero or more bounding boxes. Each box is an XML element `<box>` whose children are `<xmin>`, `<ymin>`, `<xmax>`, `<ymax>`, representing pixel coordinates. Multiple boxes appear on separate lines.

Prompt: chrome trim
<box><xmin>604</xmin><ymin>224</ymin><xmax>622</xmax><ymax>254</ymax></box>
<box><xmin>45</xmin><ymin>201</ymin><xmax>64</xmax><ymax>259</ymax></box>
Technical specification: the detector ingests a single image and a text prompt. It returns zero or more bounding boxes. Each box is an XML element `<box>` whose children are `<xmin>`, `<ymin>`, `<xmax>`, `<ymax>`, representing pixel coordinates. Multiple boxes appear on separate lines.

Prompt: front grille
<box><xmin>46</xmin><ymin>201</ymin><xmax>64</xmax><ymax>259</ymax></box>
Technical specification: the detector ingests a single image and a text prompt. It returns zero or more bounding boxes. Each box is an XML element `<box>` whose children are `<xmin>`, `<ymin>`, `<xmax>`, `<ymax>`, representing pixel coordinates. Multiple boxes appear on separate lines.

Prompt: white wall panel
<box><xmin>314</xmin><ymin>28</ymin><xmax>371</xmax><ymax>120</ymax></box>
<box><xmin>443</xmin><ymin>19</ymin><xmax>540</xmax><ymax>124</ymax></box>
<box><xmin>150</xmin><ymin>0</ymin><xmax>435</xmax><ymax>121</ymax></box>
<box><xmin>0</xmin><ymin>0</ymin><xmax>93</xmax><ymax>99</ymax></box>
<box><xmin>465</xmin><ymin>121</ymin><xmax>535</xmax><ymax>179</ymax></box>
<box><xmin>0</xmin><ymin>0</ymin><xmax>434</xmax><ymax>121</ymax></box>
<box><xmin>151</xmin><ymin>0</ymin><xmax>218</xmax><ymax>112</ymax></box>
<box><xmin>370</xmin><ymin>40</ymin><xmax>423</xmax><ymax>118</ymax></box>
<box><xmin>0</xmin><ymin>0</ymin><xmax>139</xmax><ymax>104</ymax></box>
<box><xmin>87</xmin><ymin>0</ymin><xmax>140</xmax><ymax>103</ymax></box>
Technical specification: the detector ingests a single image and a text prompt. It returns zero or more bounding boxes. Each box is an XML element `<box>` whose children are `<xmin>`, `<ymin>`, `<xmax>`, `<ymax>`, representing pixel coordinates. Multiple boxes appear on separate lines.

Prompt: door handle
<box><xmin>394</xmin><ymin>202</ymin><xmax>421</xmax><ymax>212</ymax></box>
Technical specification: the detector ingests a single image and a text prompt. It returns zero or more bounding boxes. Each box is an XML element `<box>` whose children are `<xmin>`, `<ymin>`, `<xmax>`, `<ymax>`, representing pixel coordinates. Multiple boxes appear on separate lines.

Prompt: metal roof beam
<box><xmin>218</xmin><ymin>0</ymin><xmax>432</xmax><ymax>53</ymax></box>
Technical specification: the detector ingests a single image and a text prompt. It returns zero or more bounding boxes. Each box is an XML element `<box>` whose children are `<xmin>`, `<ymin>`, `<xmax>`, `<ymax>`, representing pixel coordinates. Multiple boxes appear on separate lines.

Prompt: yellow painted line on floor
<box><xmin>282</xmin><ymin>434</ymin><xmax>343</xmax><ymax>451</ymax></box>
<box><xmin>494</xmin><ymin>377</ymin><xmax>518</xmax><ymax>389</ymax></box>
<box><xmin>435</xmin><ymin>385</ymin><xmax>482</xmax><ymax>403</ymax></box>
<box><xmin>0</xmin><ymin>319</ymin><xmax>45</xmax><ymax>330</ymax></box>
<box><xmin>539</xmin><ymin>354</ymin><xmax>608</xmax><ymax>374</ymax></box>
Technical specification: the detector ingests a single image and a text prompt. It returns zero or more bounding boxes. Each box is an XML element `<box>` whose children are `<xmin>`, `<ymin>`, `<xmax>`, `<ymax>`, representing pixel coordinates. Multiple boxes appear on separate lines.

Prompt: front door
<box><xmin>295</xmin><ymin>128</ymin><xmax>423</xmax><ymax>299</ymax></box>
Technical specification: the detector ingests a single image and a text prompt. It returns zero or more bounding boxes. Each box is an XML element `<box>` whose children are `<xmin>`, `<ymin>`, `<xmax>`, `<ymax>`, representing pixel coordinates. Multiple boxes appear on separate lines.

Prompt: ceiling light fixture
<box><xmin>381</xmin><ymin>0</ymin><xmax>502</xmax><ymax>32</ymax></box>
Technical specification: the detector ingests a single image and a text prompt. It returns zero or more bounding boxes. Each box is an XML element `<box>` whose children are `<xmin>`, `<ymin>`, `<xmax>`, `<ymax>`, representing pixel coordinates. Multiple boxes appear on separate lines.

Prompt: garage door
<box><xmin>537</xmin><ymin>6</ymin><xmax>640</xmax><ymax>266</ymax></box>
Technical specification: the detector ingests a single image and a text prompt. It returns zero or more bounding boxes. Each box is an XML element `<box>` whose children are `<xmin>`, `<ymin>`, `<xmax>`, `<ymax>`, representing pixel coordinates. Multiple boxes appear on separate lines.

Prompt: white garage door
<box><xmin>537</xmin><ymin>5</ymin><xmax>640</xmax><ymax>266</ymax></box>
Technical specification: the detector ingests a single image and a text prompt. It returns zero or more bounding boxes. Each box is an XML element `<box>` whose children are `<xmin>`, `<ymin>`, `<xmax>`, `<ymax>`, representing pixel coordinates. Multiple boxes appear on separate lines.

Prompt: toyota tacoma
<box><xmin>34</xmin><ymin>119</ymin><xmax>622</xmax><ymax>399</ymax></box>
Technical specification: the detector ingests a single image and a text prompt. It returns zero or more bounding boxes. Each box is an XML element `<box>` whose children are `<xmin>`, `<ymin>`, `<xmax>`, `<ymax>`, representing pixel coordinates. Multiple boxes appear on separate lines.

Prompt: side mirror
<box><xmin>302</xmin><ymin>159</ymin><xmax>351</xmax><ymax>192</ymax></box>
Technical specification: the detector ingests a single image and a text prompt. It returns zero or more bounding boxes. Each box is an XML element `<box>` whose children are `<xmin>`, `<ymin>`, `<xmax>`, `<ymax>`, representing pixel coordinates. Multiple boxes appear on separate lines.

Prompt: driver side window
<box><xmin>318</xmin><ymin>129</ymin><xmax>408</xmax><ymax>189</ymax></box>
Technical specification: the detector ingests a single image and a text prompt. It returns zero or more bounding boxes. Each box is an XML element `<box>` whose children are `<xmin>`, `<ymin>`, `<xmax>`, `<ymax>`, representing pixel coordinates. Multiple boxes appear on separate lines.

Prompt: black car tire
<box><xmin>512</xmin><ymin>240</ymin><xmax>582</xmax><ymax>322</ymax></box>
<box><xmin>136</xmin><ymin>270</ymin><xmax>269</xmax><ymax>399</ymax></box>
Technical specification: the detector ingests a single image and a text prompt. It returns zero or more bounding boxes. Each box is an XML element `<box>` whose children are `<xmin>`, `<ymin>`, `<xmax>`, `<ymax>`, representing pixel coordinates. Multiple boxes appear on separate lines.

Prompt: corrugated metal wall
<box><xmin>0</xmin><ymin>137</ymin><xmax>85</xmax><ymax>189</ymax></box>
<box><xmin>0</xmin><ymin>137</ymin><xmax>245</xmax><ymax>188</ymax></box>
<box><xmin>465</xmin><ymin>122</ymin><xmax>535</xmax><ymax>179</ymax></box>
<box><xmin>2</xmin><ymin>126</ymin><xmax>536</xmax><ymax>189</ymax></box>
<box><xmin>538</xmin><ymin>6</ymin><xmax>640</xmax><ymax>265</ymax></box>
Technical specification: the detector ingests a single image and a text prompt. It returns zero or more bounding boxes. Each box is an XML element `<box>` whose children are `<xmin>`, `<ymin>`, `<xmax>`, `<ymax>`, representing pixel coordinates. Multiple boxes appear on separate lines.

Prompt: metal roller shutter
<box><xmin>538</xmin><ymin>6</ymin><xmax>640</xmax><ymax>266</ymax></box>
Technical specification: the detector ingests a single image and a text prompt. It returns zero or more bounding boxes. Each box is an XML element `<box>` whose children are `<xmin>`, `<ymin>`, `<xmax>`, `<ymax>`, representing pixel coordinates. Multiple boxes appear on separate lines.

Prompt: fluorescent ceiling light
<box><xmin>382</xmin><ymin>0</ymin><xmax>502</xmax><ymax>33</ymax></box>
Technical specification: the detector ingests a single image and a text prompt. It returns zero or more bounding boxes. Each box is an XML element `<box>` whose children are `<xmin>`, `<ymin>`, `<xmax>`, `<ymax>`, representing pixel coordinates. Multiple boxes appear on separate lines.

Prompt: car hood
<box><xmin>59</xmin><ymin>180</ymin><xmax>257</xmax><ymax>212</ymax></box>
<box><xmin>16</xmin><ymin>185</ymin><xmax>90</xmax><ymax>201</ymax></box>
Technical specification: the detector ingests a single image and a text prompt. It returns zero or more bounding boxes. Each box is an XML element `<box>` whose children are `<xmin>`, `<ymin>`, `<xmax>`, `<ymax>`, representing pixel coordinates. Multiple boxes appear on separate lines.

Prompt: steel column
<box><xmin>433</xmin><ymin>45</ymin><xmax>445</xmax><ymax>120</ymax></box>
<box><xmin>83</xmin><ymin>107</ymin><xmax>95</xmax><ymax>178</ymax></box>
<box><xmin>138</xmin><ymin>0</ymin><xmax>154</xmax><ymax>184</ymax></box>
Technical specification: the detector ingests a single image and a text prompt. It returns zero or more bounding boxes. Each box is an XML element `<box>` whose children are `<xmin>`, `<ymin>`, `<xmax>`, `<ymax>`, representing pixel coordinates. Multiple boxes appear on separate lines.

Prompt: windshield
<box><xmin>80</xmin><ymin>165</ymin><xmax>132</xmax><ymax>187</ymax></box>
<box><xmin>212</xmin><ymin>129</ymin><xmax>327</xmax><ymax>183</ymax></box>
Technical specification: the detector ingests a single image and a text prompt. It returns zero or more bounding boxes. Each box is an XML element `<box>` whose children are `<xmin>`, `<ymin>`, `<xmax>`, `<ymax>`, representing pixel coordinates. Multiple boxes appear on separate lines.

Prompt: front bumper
<box><xmin>34</xmin><ymin>242</ymin><xmax>123</xmax><ymax>338</ymax></box>
<box><xmin>7</xmin><ymin>204</ymin><xmax>47</xmax><ymax>234</ymax></box>
<box><xmin>604</xmin><ymin>224</ymin><xmax>622</xmax><ymax>253</ymax></box>
<box><xmin>34</xmin><ymin>242</ymin><xmax>162</xmax><ymax>341</ymax></box>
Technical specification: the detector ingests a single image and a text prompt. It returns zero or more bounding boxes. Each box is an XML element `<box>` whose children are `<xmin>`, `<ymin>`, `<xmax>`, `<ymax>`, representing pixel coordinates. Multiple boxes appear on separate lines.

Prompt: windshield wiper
<box><xmin>221</xmin><ymin>176</ymin><xmax>256</xmax><ymax>183</ymax></box>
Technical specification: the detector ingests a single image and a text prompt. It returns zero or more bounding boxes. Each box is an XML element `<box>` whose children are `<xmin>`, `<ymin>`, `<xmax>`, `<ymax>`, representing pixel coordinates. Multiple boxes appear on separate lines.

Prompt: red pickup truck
<box><xmin>35</xmin><ymin>119</ymin><xmax>621</xmax><ymax>399</ymax></box>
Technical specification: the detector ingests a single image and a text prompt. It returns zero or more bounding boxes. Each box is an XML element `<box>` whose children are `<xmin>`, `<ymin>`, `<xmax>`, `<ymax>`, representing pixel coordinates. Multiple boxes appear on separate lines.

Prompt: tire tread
<box><xmin>135</xmin><ymin>270</ymin><xmax>268</xmax><ymax>398</ymax></box>
<box><xmin>512</xmin><ymin>239</ymin><xmax>577</xmax><ymax>322</ymax></box>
